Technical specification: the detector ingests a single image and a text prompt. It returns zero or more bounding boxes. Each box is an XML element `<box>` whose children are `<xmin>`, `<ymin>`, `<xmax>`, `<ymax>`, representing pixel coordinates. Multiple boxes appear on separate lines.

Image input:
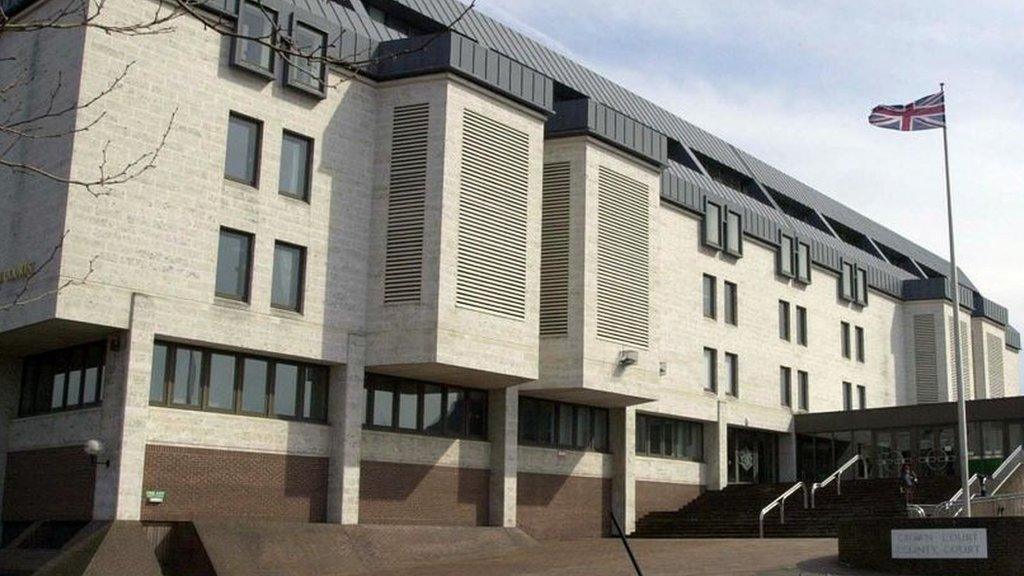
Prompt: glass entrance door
<box><xmin>728</xmin><ymin>428</ymin><xmax>779</xmax><ymax>484</ymax></box>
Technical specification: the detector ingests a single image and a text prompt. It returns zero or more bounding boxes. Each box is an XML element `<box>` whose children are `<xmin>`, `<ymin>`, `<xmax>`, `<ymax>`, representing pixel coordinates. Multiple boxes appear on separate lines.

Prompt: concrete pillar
<box><xmin>488</xmin><ymin>385</ymin><xmax>517</xmax><ymax>527</ymax></box>
<box><xmin>327</xmin><ymin>333</ymin><xmax>365</xmax><ymax>524</ymax></box>
<box><xmin>705</xmin><ymin>400</ymin><xmax>729</xmax><ymax>491</ymax></box>
<box><xmin>611</xmin><ymin>406</ymin><xmax>636</xmax><ymax>534</ymax></box>
<box><xmin>0</xmin><ymin>357</ymin><xmax>20</xmax><ymax>532</ymax></box>
<box><xmin>94</xmin><ymin>293</ymin><xmax>155</xmax><ymax>520</ymax></box>
<box><xmin>779</xmin><ymin>429</ymin><xmax>798</xmax><ymax>482</ymax></box>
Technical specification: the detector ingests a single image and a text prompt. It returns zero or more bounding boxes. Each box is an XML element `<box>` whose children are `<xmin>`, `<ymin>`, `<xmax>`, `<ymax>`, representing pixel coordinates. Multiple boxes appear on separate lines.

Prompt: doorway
<box><xmin>727</xmin><ymin>427</ymin><xmax>779</xmax><ymax>484</ymax></box>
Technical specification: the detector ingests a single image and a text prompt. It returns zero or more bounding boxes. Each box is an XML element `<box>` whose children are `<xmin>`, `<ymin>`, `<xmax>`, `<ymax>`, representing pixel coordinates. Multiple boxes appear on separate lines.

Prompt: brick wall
<box><xmin>635</xmin><ymin>481</ymin><xmax>702</xmax><ymax>520</ymax></box>
<box><xmin>140</xmin><ymin>445</ymin><xmax>327</xmax><ymax>522</ymax></box>
<box><xmin>2</xmin><ymin>447</ymin><xmax>95</xmax><ymax>521</ymax></box>
<box><xmin>359</xmin><ymin>461</ymin><xmax>489</xmax><ymax>527</ymax></box>
<box><xmin>839</xmin><ymin>517</ymin><xmax>1024</xmax><ymax>575</ymax></box>
<box><xmin>517</xmin><ymin>472</ymin><xmax>611</xmax><ymax>539</ymax></box>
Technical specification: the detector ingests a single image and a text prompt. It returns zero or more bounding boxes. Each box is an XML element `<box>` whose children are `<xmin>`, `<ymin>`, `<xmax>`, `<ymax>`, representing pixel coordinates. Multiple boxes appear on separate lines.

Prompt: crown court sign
<box><xmin>0</xmin><ymin>261</ymin><xmax>36</xmax><ymax>285</ymax></box>
<box><xmin>891</xmin><ymin>528</ymin><xmax>988</xmax><ymax>559</ymax></box>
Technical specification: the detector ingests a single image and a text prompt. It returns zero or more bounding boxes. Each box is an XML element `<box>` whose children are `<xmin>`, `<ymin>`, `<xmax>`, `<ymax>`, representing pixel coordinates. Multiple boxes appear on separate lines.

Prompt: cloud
<box><xmin>477</xmin><ymin>0</ymin><xmax>1024</xmax><ymax>393</ymax></box>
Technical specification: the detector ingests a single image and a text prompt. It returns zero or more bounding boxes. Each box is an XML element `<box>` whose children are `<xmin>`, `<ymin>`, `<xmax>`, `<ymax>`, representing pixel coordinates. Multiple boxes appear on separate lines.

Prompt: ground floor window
<box><xmin>636</xmin><ymin>413</ymin><xmax>703</xmax><ymax>461</ymax></box>
<box><xmin>19</xmin><ymin>341</ymin><xmax>106</xmax><ymax>417</ymax></box>
<box><xmin>363</xmin><ymin>374</ymin><xmax>487</xmax><ymax>440</ymax></box>
<box><xmin>149</xmin><ymin>340</ymin><xmax>329</xmax><ymax>423</ymax></box>
<box><xmin>519</xmin><ymin>397</ymin><xmax>609</xmax><ymax>453</ymax></box>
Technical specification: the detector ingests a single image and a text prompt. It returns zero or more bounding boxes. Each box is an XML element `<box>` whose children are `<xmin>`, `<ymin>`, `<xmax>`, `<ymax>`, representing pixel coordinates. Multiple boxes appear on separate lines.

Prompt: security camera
<box><xmin>618</xmin><ymin>350</ymin><xmax>638</xmax><ymax>367</ymax></box>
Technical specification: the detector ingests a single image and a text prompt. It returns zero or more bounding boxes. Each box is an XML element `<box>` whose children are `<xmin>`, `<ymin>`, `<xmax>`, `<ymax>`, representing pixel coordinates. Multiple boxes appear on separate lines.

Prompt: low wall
<box><xmin>838</xmin><ymin>517</ymin><xmax>1024</xmax><ymax>575</ymax></box>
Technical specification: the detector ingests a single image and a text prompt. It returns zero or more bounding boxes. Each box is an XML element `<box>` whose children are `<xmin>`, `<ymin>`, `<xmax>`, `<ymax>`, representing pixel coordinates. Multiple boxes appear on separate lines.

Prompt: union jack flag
<box><xmin>869</xmin><ymin>91</ymin><xmax>945</xmax><ymax>131</ymax></box>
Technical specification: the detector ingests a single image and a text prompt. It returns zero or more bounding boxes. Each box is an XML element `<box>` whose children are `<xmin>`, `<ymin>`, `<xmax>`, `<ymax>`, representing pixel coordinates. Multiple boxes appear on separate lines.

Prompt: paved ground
<box><xmin>365</xmin><ymin>538</ymin><xmax>902</xmax><ymax>576</ymax></box>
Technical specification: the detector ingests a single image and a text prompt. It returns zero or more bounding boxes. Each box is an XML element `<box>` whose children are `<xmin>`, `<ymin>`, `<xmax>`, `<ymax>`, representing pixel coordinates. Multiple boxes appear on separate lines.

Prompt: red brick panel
<box><xmin>3</xmin><ymin>447</ymin><xmax>96</xmax><ymax>522</ymax></box>
<box><xmin>635</xmin><ymin>481</ymin><xmax>702</xmax><ymax>519</ymax></box>
<box><xmin>140</xmin><ymin>445</ymin><xmax>328</xmax><ymax>522</ymax></box>
<box><xmin>359</xmin><ymin>461</ymin><xmax>490</xmax><ymax>527</ymax></box>
<box><xmin>517</xmin><ymin>472</ymin><xmax>611</xmax><ymax>539</ymax></box>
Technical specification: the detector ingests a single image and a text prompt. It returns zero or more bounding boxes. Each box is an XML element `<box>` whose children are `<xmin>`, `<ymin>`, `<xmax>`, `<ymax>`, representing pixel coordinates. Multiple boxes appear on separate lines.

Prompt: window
<box><xmin>279</xmin><ymin>131</ymin><xmax>313</xmax><ymax>200</ymax></box>
<box><xmin>636</xmin><ymin>413</ymin><xmax>703</xmax><ymax>461</ymax></box>
<box><xmin>725</xmin><ymin>352</ymin><xmax>739</xmax><ymax>397</ymax></box>
<box><xmin>778</xmin><ymin>234</ymin><xmax>795</xmax><ymax>277</ymax></box>
<box><xmin>725</xmin><ymin>210</ymin><xmax>743</xmax><ymax>256</ymax></box>
<box><xmin>233</xmin><ymin>1</ymin><xmax>277</xmax><ymax>76</ymax></box>
<box><xmin>780</xmin><ymin>366</ymin><xmax>792</xmax><ymax>407</ymax></box>
<box><xmin>272</xmin><ymin>241</ymin><xmax>305</xmax><ymax>312</ymax></box>
<box><xmin>855</xmin><ymin>267</ymin><xmax>868</xmax><ymax>305</ymax></box>
<box><xmin>797</xmin><ymin>371</ymin><xmax>809</xmax><ymax>411</ymax></box>
<box><xmin>779</xmin><ymin>300</ymin><xmax>791</xmax><ymax>341</ymax></box>
<box><xmin>518</xmin><ymin>397</ymin><xmax>609</xmax><ymax>452</ymax></box>
<box><xmin>724</xmin><ymin>281</ymin><xmax>738</xmax><ymax>326</ymax></box>
<box><xmin>364</xmin><ymin>374</ymin><xmax>486</xmax><ymax>439</ymax></box>
<box><xmin>857</xmin><ymin>385</ymin><xmax>866</xmax><ymax>410</ymax></box>
<box><xmin>286</xmin><ymin>22</ymin><xmax>327</xmax><ymax>95</ymax></box>
<box><xmin>840</xmin><ymin>262</ymin><xmax>855</xmax><ymax>302</ymax></box>
<box><xmin>149</xmin><ymin>341</ymin><xmax>329</xmax><ymax>423</ymax></box>
<box><xmin>703</xmin><ymin>201</ymin><xmax>722</xmax><ymax>248</ymax></box>
<box><xmin>19</xmin><ymin>341</ymin><xmax>105</xmax><ymax>417</ymax></box>
<box><xmin>855</xmin><ymin>326</ymin><xmax>865</xmax><ymax>362</ymax></box>
<box><xmin>215</xmin><ymin>228</ymin><xmax>253</xmax><ymax>302</ymax></box>
<box><xmin>703</xmin><ymin>274</ymin><xmax>717</xmax><ymax>319</ymax></box>
<box><xmin>843</xmin><ymin>382</ymin><xmax>853</xmax><ymax>411</ymax></box>
<box><xmin>796</xmin><ymin>242</ymin><xmax>811</xmax><ymax>283</ymax></box>
<box><xmin>796</xmin><ymin>306</ymin><xmax>808</xmax><ymax>346</ymax></box>
<box><xmin>225</xmin><ymin>113</ymin><xmax>262</xmax><ymax>186</ymax></box>
<box><xmin>703</xmin><ymin>347</ymin><xmax>717</xmax><ymax>393</ymax></box>
<box><xmin>841</xmin><ymin>321</ymin><xmax>851</xmax><ymax>359</ymax></box>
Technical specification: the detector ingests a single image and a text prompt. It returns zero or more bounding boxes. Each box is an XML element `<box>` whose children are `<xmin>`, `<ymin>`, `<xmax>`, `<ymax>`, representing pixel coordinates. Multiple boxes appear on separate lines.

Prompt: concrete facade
<box><xmin>0</xmin><ymin>0</ymin><xmax>1020</xmax><ymax>541</ymax></box>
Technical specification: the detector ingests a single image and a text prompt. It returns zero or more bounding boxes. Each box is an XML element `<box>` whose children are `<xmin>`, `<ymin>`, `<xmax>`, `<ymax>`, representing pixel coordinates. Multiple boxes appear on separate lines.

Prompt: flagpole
<box><xmin>941</xmin><ymin>82</ymin><xmax>972</xmax><ymax>517</ymax></box>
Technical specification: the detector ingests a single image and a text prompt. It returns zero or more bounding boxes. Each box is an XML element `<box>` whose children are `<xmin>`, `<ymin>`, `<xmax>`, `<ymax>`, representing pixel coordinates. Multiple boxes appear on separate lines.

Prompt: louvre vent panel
<box><xmin>456</xmin><ymin>109</ymin><xmax>530</xmax><ymax>319</ymax></box>
<box><xmin>948</xmin><ymin>318</ymin><xmax>973</xmax><ymax>400</ymax></box>
<box><xmin>596</xmin><ymin>166</ymin><xmax>650</xmax><ymax>348</ymax></box>
<box><xmin>384</xmin><ymin>104</ymin><xmax>430</xmax><ymax>304</ymax></box>
<box><xmin>987</xmin><ymin>333</ymin><xmax>1005</xmax><ymax>398</ymax></box>
<box><xmin>540</xmin><ymin>162</ymin><xmax>571</xmax><ymax>337</ymax></box>
<box><xmin>913</xmin><ymin>314</ymin><xmax>938</xmax><ymax>403</ymax></box>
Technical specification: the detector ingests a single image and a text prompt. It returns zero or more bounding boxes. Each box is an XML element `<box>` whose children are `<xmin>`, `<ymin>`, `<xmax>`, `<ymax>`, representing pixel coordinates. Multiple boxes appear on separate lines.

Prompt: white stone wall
<box><xmin>1006</xmin><ymin>348</ymin><xmax>1021</xmax><ymax>396</ymax></box>
<box><xmin>634</xmin><ymin>456</ymin><xmax>704</xmax><ymax>485</ymax></box>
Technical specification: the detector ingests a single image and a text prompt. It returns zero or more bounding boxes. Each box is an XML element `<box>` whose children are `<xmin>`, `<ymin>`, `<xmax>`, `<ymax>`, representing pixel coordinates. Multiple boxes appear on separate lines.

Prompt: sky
<box><xmin>474</xmin><ymin>0</ymin><xmax>1024</xmax><ymax>395</ymax></box>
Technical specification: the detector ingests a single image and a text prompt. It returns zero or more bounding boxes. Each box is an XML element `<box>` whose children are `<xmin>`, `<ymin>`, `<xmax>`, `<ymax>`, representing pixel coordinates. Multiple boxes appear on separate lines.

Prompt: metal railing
<box><xmin>963</xmin><ymin>491</ymin><xmax>1024</xmax><ymax>516</ymax></box>
<box><xmin>758</xmin><ymin>482</ymin><xmax>807</xmax><ymax>538</ymax></box>
<box><xmin>934</xmin><ymin>473</ymin><xmax>979</xmax><ymax>517</ymax></box>
<box><xmin>988</xmin><ymin>445</ymin><xmax>1023</xmax><ymax>496</ymax></box>
<box><xmin>610</xmin><ymin>511</ymin><xmax>643</xmax><ymax>576</ymax></box>
<box><xmin>811</xmin><ymin>454</ymin><xmax>860</xmax><ymax>508</ymax></box>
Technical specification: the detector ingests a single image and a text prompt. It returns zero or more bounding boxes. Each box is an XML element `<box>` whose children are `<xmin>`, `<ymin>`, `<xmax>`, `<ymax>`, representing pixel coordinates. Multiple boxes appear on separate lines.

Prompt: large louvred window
<box><xmin>540</xmin><ymin>162</ymin><xmax>571</xmax><ymax>337</ymax></box>
<box><xmin>384</xmin><ymin>103</ymin><xmax>430</xmax><ymax>304</ymax></box>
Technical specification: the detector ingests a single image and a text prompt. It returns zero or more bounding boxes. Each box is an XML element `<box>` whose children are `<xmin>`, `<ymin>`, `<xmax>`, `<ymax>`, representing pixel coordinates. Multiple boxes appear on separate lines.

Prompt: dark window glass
<box><xmin>216</xmin><ymin>228</ymin><xmax>253</xmax><ymax>301</ymax></box>
<box><xmin>798</xmin><ymin>371</ymin><xmax>809</xmax><ymax>411</ymax></box>
<box><xmin>704</xmin><ymin>202</ymin><xmax>722</xmax><ymax>247</ymax></box>
<box><xmin>519</xmin><ymin>397</ymin><xmax>555</xmax><ymax>445</ymax></box>
<box><xmin>242</xmin><ymin>358</ymin><xmax>268</xmax><ymax>414</ymax></box>
<box><xmin>574</xmin><ymin>407</ymin><xmax>592</xmax><ymax>450</ymax></box>
<box><xmin>466</xmin><ymin>390</ymin><xmax>487</xmax><ymax>438</ymax></box>
<box><xmin>273</xmin><ymin>362</ymin><xmax>299</xmax><ymax>417</ymax></box>
<box><xmin>856</xmin><ymin>326</ymin><xmax>865</xmax><ymax>362</ymax></box>
<box><xmin>236</xmin><ymin>2</ymin><xmax>276</xmax><ymax>72</ymax></box>
<box><xmin>557</xmin><ymin>403</ymin><xmax>573</xmax><ymax>446</ymax></box>
<box><xmin>843</xmin><ymin>382</ymin><xmax>853</xmax><ymax>411</ymax></box>
<box><xmin>519</xmin><ymin>398</ymin><xmax>608</xmax><ymax>453</ymax></box>
<box><xmin>303</xmin><ymin>366</ymin><xmax>329</xmax><ymax>421</ymax></box>
<box><xmin>724</xmin><ymin>281</ymin><xmax>737</xmax><ymax>325</ymax></box>
<box><xmin>19</xmin><ymin>362</ymin><xmax>37</xmax><ymax>416</ymax></box>
<box><xmin>703</xmin><ymin>274</ymin><xmax>716</xmax><ymax>319</ymax></box>
<box><xmin>208</xmin><ymin>353</ymin><xmax>236</xmax><ymax>410</ymax></box>
<box><xmin>279</xmin><ymin>132</ymin><xmax>312</xmax><ymax>200</ymax></box>
<box><xmin>172</xmin><ymin>348</ymin><xmax>203</xmax><ymax>406</ymax></box>
<box><xmin>289</xmin><ymin>23</ymin><xmax>326</xmax><ymax>92</ymax></box>
<box><xmin>635</xmin><ymin>413</ymin><xmax>703</xmax><ymax>461</ymax></box>
<box><xmin>82</xmin><ymin>345</ymin><xmax>102</xmax><ymax>404</ymax></box>
<box><xmin>796</xmin><ymin>306</ymin><xmax>808</xmax><ymax>346</ymax></box>
<box><xmin>779</xmin><ymin>300</ymin><xmax>791</xmax><ymax>341</ymax></box>
<box><xmin>856</xmin><ymin>268</ymin><xmax>868</xmax><ymax>304</ymax></box>
<box><xmin>725</xmin><ymin>210</ymin><xmax>742</xmax><ymax>255</ymax></box>
<box><xmin>445</xmin><ymin>388</ymin><xmax>465</xmax><ymax>435</ymax></box>
<box><xmin>66</xmin><ymin>349</ymin><xmax>82</xmax><ymax>407</ymax></box>
<box><xmin>423</xmin><ymin>384</ymin><xmax>443</xmax><ymax>434</ymax></box>
<box><xmin>841</xmin><ymin>262</ymin><xmax>855</xmax><ymax>301</ymax></box>
<box><xmin>50</xmin><ymin>367</ymin><xmax>65</xmax><ymax>409</ymax></box>
<box><xmin>797</xmin><ymin>242</ymin><xmax>811</xmax><ymax>283</ymax></box>
<box><xmin>225</xmin><ymin>114</ymin><xmax>262</xmax><ymax>185</ymax></box>
<box><xmin>372</xmin><ymin>386</ymin><xmax>393</xmax><ymax>427</ymax></box>
<box><xmin>150</xmin><ymin>343</ymin><xmax>169</xmax><ymax>403</ymax></box>
<box><xmin>842</xmin><ymin>321</ymin><xmax>851</xmax><ymax>358</ymax></box>
<box><xmin>703</xmin><ymin>347</ymin><xmax>717</xmax><ymax>392</ymax></box>
<box><xmin>725</xmin><ymin>352</ymin><xmax>738</xmax><ymax>397</ymax></box>
<box><xmin>397</xmin><ymin>382</ymin><xmax>418</xmax><ymax>430</ymax></box>
<box><xmin>272</xmin><ymin>242</ymin><xmax>305</xmax><ymax>312</ymax></box>
<box><xmin>779</xmin><ymin>235</ymin><xmax>794</xmax><ymax>277</ymax></box>
<box><xmin>780</xmin><ymin>366</ymin><xmax>792</xmax><ymax>407</ymax></box>
<box><xmin>857</xmin><ymin>385</ymin><xmax>866</xmax><ymax>409</ymax></box>
<box><xmin>592</xmin><ymin>409</ymin><xmax>608</xmax><ymax>452</ymax></box>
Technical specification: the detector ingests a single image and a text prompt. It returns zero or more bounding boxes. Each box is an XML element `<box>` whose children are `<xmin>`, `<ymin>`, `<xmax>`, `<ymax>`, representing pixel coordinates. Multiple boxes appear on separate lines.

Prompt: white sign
<box><xmin>891</xmin><ymin>529</ymin><xmax>988</xmax><ymax>559</ymax></box>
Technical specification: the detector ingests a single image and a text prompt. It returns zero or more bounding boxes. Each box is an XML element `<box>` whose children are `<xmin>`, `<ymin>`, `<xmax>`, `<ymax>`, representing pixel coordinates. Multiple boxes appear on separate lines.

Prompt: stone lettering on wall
<box><xmin>891</xmin><ymin>528</ymin><xmax>988</xmax><ymax>559</ymax></box>
<box><xmin>0</xmin><ymin>261</ymin><xmax>36</xmax><ymax>284</ymax></box>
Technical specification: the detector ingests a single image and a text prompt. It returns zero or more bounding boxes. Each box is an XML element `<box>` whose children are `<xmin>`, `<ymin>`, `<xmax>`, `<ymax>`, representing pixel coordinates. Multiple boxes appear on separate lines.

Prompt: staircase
<box><xmin>634</xmin><ymin>476</ymin><xmax>960</xmax><ymax>539</ymax></box>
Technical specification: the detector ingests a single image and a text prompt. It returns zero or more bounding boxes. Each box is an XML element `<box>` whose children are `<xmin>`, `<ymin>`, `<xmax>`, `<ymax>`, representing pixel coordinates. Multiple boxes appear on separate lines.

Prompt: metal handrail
<box><xmin>610</xmin><ymin>511</ymin><xmax>643</xmax><ymax>576</ymax></box>
<box><xmin>934</xmin><ymin>473</ymin><xmax>978</xmax><ymax>517</ymax></box>
<box><xmin>988</xmin><ymin>445</ymin><xmax>1023</xmax><ymax>496</ymax></box>
<box><xmin>758</xmin><ymin>482</ymin><xmax>807</xmax><ymax>538</ymax></box>
<box><xmin>811</xmin><ymin>454</ymin><xmax>860</xmax><ymax>508</ymax></box>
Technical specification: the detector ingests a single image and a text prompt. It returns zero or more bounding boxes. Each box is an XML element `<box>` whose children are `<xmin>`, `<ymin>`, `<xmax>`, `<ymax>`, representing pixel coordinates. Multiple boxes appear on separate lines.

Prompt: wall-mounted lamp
<box><xmin>618</xmin><ymin>350</ymin><xmax>638</xmax><ymax>368</ymax></box>
<box><xmin>84</xmin><ymin>439</ymin><xmax>110</xmax><ymax>468</ymax></box>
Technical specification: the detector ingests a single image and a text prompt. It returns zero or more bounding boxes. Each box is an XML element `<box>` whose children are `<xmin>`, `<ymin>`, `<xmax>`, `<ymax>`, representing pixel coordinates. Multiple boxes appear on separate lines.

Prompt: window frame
<box><xmin>779</xmin><ymin>300</ymin><xmax>791</xmax><ymax>341</ymax></box>
<box><xmin>841</xmin><ymin>321</ymin><xmax>852</xmax><ymax>359</ymax></box>
<box><xmin>703</xmin><ymin>347</ymin><xmax>718</xmax><ymax>393</ymax></box>
<box><xmin>702</xmin><ymin>274</ymin><xmax>717</xmax><ymax>320</ymax></box>
<box><xmin>724</xmin><ymin>209</ymin><xmax>743</xmax><ymax>257</ymax></box>
<box><xmin>796</xmin><ymin>241</ymin><xmax>812</xmax><ymax>284</ymax></box>
<box><xmin>517</xmin><ymin>396</ymin><xmax>610</xmax><ymax>453</ymax></box>
<box><xmin>843</xmin><ymin>381</ymin><xmax>853</xmax><ymax>411</ymax></box>
<box><xmin>840</xmin><ymin>261</ymin><xmax>855</xmax><ymax>302</ymax></box>
<box><xmin>284</xmin><ymin>15</ymin><xmax>328</xmax><ymax>98</ymax></box>
<box><xmin>703</xmin><ymin>199</ymin><xmax>723</xmax><ymax>249</ymax></box>
<box><xmin>635</xmin><ymin>412</ymin><xmax>704</xmax><ymax>462</ymax></box>
<box><xmin>795</xmin><ymin>305</ymin><xmax>808</xmax><ymax>346</ymax></box>
<box><xmin>855</xmin><ymin>267</ymin><xmax>869</xmax><ymax>305</ymax></box>
<box><xmin>279</xmin><ymin>130</ymin><xmax>314</xmax><ymax>201</ymax></box>
<box><xmin>18</xmin><ymin>341</ymin><xmax>106</xmax><ymax>418</ymax></box>
<box><xmin>148</xmin><ymin>340</ymin><xmax>330</xmax><ymax>424</ymax></box>
<box><xmin>777</xmin><ymin>233</ymin><xmax>795</xmax><ymax>278</ymax></box>
<box><xmin>855</xmin><ymin>326</ymin><xmax>865</xmax><ymax>363</ymax></box>
<box><xmin>797</xmin><ymin>370</ymin><xmax>809</xmax><ymax>411</ymax></box>
<box><xmin>231</xmin><ymin>0</ymin><xmax>280</xmax><ymax>80</ymax></box>
<box><xmin>725</xmin><ymin>352</ymin><xmax>739</xmax><ymax>398</ymax></box>
<box><xmin>224</xmin><ymin>112</ymin><xmax>264</xmax><ymax>187</ymax></box>
<box><xmin>780</xmin><ymin>366</ymin><xmax>792</xmax><ymax>407</ymax></box>
<box><xmin>215</xmin><ymin>227</ymin><xmax>255</xmax><ymax>303</ymax></box>
<box><xmin>363</xmin><ymin>374</ymin><xmax>487</xmax><ymax>441</ymax></box>
<box><xmin>723</xmin><ymin>281</ymin><xmax>738</xmax><ymax>326</ymax></box>
<box><xmin>857</xmin><ymin>385</ymin><xmax>867</xmax><ymax>410</ymax></box>
<box><xmin>271</xmin><ymin>240</ymin><xmax>307</xmax><ymax>313</ymax></box>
